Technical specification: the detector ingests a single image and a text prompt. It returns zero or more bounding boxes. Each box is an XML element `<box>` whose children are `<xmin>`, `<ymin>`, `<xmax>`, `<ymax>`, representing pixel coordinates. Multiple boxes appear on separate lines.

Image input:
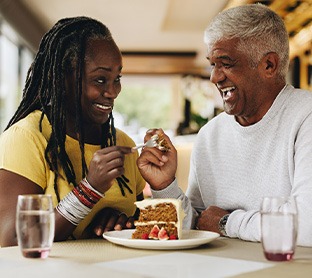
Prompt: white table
<box><xmin>1</xmin><ymin>237</ymin><xmax>312</xmax><ymax>277</ymax></box>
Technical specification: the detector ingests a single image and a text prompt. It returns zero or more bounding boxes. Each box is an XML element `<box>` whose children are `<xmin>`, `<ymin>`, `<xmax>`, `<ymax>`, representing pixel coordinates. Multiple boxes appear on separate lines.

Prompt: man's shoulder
<box><xmin>200</xmin><ymin>112</ymin><xmax>230</xmax><ymax>131</ymax></box>
<box><xmin>287</xmin><ymin>85</ymin><xmax>312</xmax><ymax>102</ymax></box>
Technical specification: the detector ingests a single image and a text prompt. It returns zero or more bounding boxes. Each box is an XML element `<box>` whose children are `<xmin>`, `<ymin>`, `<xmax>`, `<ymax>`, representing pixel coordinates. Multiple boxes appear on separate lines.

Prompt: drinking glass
<box><xmin>260</xmin><ymin>196</ymin><xmax>297</xmax><ymax>262</ymax></box>
<box><xmin>16</xmin><ymin>194</ymin><xmax>55</xmax><ymax>258</ymax></box>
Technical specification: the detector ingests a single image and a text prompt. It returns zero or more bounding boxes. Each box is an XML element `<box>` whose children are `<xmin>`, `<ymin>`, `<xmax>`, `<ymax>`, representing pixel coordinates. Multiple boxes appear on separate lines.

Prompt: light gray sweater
<box><xmin>152</xmin><ymin>84</ymin><xmax>312</xmax><ymax>247</ymax></box>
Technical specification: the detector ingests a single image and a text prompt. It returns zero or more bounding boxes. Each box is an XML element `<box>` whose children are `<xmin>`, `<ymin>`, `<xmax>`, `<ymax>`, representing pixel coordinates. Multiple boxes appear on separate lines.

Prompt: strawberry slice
<box><xmin>158</xmin><ymin>227</ymin><xmax>169</xmax><ymax>240</ymax></box>
<box><xmin>148</xmin><ymin>225</ymin><xmax>160</xmax><ymax>239</ymax></box>
<box><xmin>141</xmin><ymin>233</ymin><xmax>149</xmax><ymax>240</ymax></box>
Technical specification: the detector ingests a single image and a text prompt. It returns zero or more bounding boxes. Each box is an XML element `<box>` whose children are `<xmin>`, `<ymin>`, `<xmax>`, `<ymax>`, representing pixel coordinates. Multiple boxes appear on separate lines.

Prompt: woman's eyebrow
<box><xmin>90</xmin><ymin>65</ymin><xmax>123</xmax><ymax>73</ymax></box>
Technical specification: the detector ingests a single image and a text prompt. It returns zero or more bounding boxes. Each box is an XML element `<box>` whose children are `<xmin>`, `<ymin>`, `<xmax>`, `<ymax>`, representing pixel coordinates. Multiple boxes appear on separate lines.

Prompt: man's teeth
<box><xmin>221</xmin><ymin>86</ymin><xmax>235</xmax><ymax>94</ymax></box>
<box><xmin>95</xmin><ymin>103</ymin><xmax>111</xmax><ymax>110</ymax></box>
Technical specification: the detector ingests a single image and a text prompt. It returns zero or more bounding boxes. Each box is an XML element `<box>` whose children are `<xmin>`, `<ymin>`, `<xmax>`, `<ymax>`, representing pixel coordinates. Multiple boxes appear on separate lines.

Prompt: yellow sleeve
<box><xmin>0</xmin><ymin>125</ymin><xmax>49</xmax><ymax>190</ymax></box>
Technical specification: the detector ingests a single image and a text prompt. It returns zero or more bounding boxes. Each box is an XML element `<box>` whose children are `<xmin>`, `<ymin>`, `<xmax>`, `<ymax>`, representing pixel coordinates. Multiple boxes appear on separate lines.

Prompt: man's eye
<box><xmin>222</xmin><ymin>63</ymin><xmax>232</xmax><ymax>68</ymax></box>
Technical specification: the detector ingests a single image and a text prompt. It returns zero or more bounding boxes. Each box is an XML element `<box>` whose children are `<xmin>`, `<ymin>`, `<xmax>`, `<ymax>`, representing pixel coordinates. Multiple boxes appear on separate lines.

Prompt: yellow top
<box><xmin>0</xmin><ymin>110</ymin><xmax>145</xmax><ymax>238</ymax></box>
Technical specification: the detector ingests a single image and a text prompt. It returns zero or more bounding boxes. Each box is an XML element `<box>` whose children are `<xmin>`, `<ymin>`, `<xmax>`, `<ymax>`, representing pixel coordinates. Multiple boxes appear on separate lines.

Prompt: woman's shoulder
<box><xmin>0</xmin><ymin>110</ymin><xmax>50</xmax><ymax>143</ymax></box>
<box><xmin>115</xmin><ymin>128</ymin><xmax>136</xmax><ymax>147</ymax></box>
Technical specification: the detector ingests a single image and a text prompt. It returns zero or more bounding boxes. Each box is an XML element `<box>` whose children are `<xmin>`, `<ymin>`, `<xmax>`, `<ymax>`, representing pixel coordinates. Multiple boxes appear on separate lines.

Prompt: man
<box><xmin>137</xmin><ymin>4</ymin><xmax>312</xmax><ymax>247</ymax></box>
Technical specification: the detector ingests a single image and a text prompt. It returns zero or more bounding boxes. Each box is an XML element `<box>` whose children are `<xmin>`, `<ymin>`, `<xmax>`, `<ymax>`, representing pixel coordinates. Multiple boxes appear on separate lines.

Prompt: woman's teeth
<box><xmin>95</xmin><ymin>103</ymin><xmax>111</xmax><ymax>110</ymax></box>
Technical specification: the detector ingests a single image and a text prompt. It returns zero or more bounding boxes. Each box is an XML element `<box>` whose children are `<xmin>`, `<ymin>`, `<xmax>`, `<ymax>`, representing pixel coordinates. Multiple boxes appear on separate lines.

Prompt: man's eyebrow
<box><xmin>216</xmin><ymin>55</ymin><xmax>235</xmax><ymax>61</ymax></box>
<box><xmin>206</xmin><ymin>55</ymin><xmax>235</xmax><ymax>62</ymax></box>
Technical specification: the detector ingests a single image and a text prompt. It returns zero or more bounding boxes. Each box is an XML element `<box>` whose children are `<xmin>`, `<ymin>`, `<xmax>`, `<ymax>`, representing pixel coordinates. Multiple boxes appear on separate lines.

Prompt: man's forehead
<box><xmin>206</xmin><ymin>39</ymin><xmax>239</xmax><ymax>59</ymax></box>
<box><xmin>207</xmin><ymin>47</ymin><xmax>231</xmax><ymax>60</ymax></box>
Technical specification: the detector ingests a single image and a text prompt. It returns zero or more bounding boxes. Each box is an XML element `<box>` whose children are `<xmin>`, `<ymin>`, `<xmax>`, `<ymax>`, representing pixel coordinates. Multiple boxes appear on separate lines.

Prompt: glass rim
<box><xmin>262</xmin><ymin>196</ymin><xmax>296</xmax><ymax>200</ymax></box>
<box><xmin>18</xmin><ymin>194</ymin><xmax>52</xmax><ymax>199</ymax></box>
<box><xmin>261</xmin><ymin>195</ymin><xmax>297</xmax><ymax>214</ymax></box>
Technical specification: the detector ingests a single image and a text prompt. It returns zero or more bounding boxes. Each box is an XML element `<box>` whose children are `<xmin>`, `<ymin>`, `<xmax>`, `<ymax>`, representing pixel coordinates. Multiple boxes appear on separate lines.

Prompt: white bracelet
<box><xmin>82</xmin><ymin>178</ymin><xmax>105</xmax><ymax>198</ymax></box>
<box><xmin>56</xmin><ymin>191</ymin><xmax>91</xmax><ymax>226</ymax></box>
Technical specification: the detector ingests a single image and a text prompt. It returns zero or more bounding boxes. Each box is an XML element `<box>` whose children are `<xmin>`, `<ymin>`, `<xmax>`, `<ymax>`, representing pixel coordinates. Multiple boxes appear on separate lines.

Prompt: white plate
<box><xmin>103</xmin><ymin>229</ymin><xmax>219</xmax><ymax>250</ymax></box>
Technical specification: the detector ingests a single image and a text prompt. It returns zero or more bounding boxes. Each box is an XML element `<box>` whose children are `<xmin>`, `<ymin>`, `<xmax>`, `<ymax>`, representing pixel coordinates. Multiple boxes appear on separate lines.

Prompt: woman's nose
<box><xmin>101</xmin><ymin>84</ymin><xmax>120</xmax><ymax>99</ymax></box>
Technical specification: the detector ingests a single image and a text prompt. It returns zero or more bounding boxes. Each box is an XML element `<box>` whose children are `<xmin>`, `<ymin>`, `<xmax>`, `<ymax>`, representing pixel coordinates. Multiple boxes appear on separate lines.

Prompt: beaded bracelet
<box><xmin>56</xmin><ymin>191</ymin><xmax>91</xmax><ymax>226</ymax></box>
<box><xmin>81</xmin><ymin>178</ymin><xmax>104</xmax><ymax>198</ymax></box>
<box><xmin>72</xmin><ymin>186</ymin><xmax>95</xmax><ymax>208</ymax></box>
<box><xmin>72</xmin><ymin>179</ymin><xmax>104</xmax><ymax>209</ymax></box>
<box><xmin>57</xmin><ymin>178</ymin><xmax>105</xmax><ymax>225</ymax></box>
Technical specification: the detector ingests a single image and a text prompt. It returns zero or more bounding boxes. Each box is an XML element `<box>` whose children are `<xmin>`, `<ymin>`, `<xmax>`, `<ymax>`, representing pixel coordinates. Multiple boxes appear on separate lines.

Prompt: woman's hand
<box><xmin>86</xmin><ymin>146</ymin><xmax>133</xmax><ymax>194</ymax></box>
<box><xmin>83</xmin><ymin>207</ymin><xmax>135</xmax><ymax>238</ymax></box>
<box><xmin>137</xmin><ymin>128</ymin><xmax>177</xmax><ymax>190</ymax></box>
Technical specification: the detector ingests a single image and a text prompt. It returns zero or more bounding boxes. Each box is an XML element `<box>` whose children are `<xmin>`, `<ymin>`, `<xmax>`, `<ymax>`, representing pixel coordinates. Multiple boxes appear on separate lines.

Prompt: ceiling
<box><xmin>0</xmin><ymin>0</ymin><xmax>311</xmax><ymax>76</ymax></box>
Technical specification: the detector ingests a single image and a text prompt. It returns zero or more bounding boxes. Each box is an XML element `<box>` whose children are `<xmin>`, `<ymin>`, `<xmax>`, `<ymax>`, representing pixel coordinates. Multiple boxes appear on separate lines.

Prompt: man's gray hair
<box><xmin>204</xmin><ymin>4</ymin><xmax>289</xmax><ymax>80</ymax></box>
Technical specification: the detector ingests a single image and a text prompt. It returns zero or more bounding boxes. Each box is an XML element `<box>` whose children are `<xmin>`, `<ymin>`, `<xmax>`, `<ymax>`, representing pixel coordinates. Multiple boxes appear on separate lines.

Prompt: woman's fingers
<box><xmin>91</xmin><ymin>208</ymin><xmax>130</xmax><ymax>236</ymax></box>
<box><xmin>125</xmin><ymin>216</ymin><xmax>135</xmax><ymax>229</ymax></box>
<box><xmin>113</xmin><ymin>213</ymin><xmax>129</xmax><ymax>231</ymax></box>
<box><xmin>88</xmin><ymin>146</ymin><xmax>133</xmax><ymax>192</ymax></box>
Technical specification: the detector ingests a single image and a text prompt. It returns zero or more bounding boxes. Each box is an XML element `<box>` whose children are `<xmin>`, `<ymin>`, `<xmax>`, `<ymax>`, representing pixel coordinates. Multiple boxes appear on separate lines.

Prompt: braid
<box><xmin>6</xmin><ymin>16</ymin><xmax>131</xmax><ymax>201</ymax></box>
<box><xmin>104</xmin><ymin>114</ymin><xmax>133</xmax><ymax>196</ymax></box>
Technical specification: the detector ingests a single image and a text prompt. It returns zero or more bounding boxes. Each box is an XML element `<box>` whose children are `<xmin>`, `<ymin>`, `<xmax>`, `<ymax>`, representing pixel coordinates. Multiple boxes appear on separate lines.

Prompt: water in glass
<box><xmin>16</xmin><ymin>195</ymin><xmax>55</xmax><ymax>258</ymax></box>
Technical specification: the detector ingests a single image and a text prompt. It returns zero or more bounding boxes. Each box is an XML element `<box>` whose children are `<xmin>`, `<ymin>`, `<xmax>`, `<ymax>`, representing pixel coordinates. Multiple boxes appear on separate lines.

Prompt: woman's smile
<box><xmin>93</xmin><ymin>102</ymin><xmax>113</xmax><ymax>113</ymax></box>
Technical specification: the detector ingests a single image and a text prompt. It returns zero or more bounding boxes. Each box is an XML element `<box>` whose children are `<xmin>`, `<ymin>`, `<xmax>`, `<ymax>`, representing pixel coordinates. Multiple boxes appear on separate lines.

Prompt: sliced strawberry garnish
<box><xmin>141</xmin><ymin>233</ymin><xmax>149</xmax><ymax>240</ymax></box>
<box><xmin>158</xmin><ymin>227</ymin><xmax>169</xmax><ymax>240</ymax></box>
<box><xmin>148</xmin><ymin>225</ymin><xmax>160</xmax><ymax>239</ymax></box>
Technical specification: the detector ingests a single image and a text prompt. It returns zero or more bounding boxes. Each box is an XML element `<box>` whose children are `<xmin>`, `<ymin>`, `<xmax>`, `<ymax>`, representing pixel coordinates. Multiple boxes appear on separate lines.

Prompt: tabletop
<box><xmin>1</xmin><ymin>236</ymin><xmax>312</xmax><ymax>278</ymax></box>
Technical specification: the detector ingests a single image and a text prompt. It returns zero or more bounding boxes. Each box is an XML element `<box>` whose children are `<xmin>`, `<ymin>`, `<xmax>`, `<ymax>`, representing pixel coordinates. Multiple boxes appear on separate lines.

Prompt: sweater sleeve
<box><xmin>150</xmin><ymin>179</ymin><xmax>198</xmax><ymax>229</ymax></box>
<box><xmin>289</xmin><ymin>111</ymin><xmax>312</xmax><ymax>246</ymax></box>
<box><xmin>226</xmin><ymin>210</ymin><xmax>260</xmax><ymax>241</ymax></box>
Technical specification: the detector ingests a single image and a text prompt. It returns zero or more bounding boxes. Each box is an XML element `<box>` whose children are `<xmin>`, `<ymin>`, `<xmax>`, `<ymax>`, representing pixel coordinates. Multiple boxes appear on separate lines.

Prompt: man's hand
<box><xmin>196</xmin><ymin>206</ymin><xmax>230</xmax><ymax>234</ymax></box>
<box><xmin>137</xmin><ymin>129</ymin><xmax>177</xmax><ymax>190</ymax></box>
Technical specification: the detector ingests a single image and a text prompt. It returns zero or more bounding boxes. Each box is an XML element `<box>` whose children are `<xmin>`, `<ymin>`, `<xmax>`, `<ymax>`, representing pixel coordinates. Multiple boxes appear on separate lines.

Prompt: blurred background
<box><xmin>0</xmin><ymin>0</ymin><xmax>311</xmax><ymax>191</ymax></box>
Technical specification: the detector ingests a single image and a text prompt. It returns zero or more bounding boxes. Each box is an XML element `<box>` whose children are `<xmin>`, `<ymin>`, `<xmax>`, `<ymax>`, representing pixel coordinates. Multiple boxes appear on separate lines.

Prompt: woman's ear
<box><xmin>260</xmin><ymin>52</ymin><xmax>279</xmax><ymax>77</ymax></box>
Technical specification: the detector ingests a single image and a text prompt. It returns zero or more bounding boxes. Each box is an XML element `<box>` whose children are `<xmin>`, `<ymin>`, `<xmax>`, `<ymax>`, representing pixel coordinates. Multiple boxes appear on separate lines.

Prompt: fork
<box><xmin>132</xmin><ymin>134</ymin><xmax>159</xmax><ymax>150</ymax></box>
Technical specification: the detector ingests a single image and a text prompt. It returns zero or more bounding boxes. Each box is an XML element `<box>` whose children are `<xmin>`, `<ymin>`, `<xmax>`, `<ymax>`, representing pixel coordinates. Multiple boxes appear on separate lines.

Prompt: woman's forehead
<box><xmin>84</xmin><ymin>39</ymin><xmax>122</xmax><ymax>71</ymax></box>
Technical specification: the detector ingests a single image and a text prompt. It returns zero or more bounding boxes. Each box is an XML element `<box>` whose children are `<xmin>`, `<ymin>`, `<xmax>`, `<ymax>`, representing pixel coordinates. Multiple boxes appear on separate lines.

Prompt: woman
<box><xmin>0</xmin><ymin>16</ymin><xmax>145</xmax><ymax>247</ymax></box>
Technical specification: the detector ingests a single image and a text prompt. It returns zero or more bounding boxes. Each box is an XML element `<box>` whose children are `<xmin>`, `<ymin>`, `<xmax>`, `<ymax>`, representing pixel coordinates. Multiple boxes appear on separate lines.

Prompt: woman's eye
<box><xmin>115</xmin><ymin>75</ymin><xmax>122</xmax><ymax>83</ymax></box>
<box><xmin>96</xmin><ymin>78</ymin><xmax>105</xmax><ymax>84</ymax></box>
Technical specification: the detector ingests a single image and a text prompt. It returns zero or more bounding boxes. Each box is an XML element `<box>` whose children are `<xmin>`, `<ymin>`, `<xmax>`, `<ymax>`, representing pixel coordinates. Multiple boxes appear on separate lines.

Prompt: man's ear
<box><xmin>260</xmin><ymin>52</ymin><xmax>279</xmax><ymax>77</ymax></box>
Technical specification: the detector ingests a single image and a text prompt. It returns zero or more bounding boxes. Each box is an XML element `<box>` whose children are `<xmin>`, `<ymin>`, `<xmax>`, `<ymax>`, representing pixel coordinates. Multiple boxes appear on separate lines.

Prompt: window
<box><xmin>0</xmin><ymin>19</ymin><xmax>34</xmax><ymax>132</ymax></box>
<box><xmin>114</xmin><ymin>75</ymin><xmax>183</xmax><ymax>143</ymax></box>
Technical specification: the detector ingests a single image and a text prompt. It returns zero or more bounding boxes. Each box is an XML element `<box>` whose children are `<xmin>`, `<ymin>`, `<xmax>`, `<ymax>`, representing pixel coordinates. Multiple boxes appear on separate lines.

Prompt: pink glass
<box><xmin>260</xmin><ymin>196</ymin><xmax>297</xmax><ymax>262</ymax></box>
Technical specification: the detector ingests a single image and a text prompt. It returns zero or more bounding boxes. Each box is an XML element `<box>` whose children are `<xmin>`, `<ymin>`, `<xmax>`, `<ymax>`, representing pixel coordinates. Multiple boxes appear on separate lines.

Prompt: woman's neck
<box><xmin>66</xmin><ymin>119</ymin><xmax>106</xmax><ymax>145</ymax></box>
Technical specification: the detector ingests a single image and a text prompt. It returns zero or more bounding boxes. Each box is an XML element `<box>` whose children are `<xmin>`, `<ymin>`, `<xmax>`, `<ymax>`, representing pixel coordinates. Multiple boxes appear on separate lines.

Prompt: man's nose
<box><xmin>210</xmin><ymin>67</ymin><xmax>226</xmax><ymax>85</ymax></box>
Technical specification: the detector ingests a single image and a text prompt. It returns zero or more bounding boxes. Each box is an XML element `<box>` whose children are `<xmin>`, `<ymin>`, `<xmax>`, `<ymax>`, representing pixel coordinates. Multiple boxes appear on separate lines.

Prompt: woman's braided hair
<box><xmin>5</xmin><ymin>16</ymin><xmax>132</xmax><ymax>201</ymax></box>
